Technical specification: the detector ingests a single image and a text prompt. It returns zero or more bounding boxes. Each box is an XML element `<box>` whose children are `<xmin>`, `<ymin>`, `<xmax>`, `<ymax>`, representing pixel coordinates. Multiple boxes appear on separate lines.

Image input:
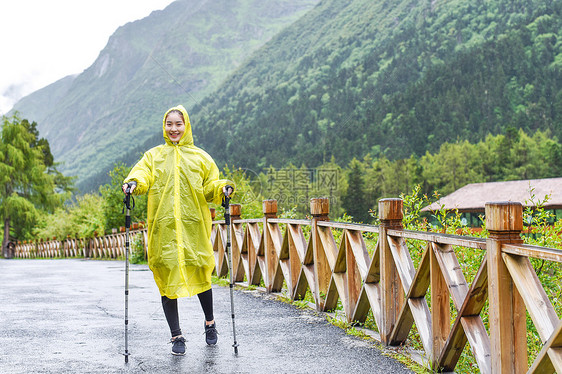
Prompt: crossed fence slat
<box><xmin>391</xmin><ymin>237</ymin><xmax>434</xmax><ymax>355</ymax></box>
<box><xmin>439</xmin><ymin>256</ymin><xmax>490</xmax><ymax>372</ymax></box>
<box><xmin>530</xmin><ymin>321</ymin><xmax>562</xmax><ymax>373</ymax></box>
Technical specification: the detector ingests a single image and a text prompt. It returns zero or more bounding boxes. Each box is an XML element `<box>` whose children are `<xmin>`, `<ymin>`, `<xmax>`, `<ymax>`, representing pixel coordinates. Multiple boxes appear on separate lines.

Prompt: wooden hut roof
<box><xmin>421</xmin><ymin>177</ymin><xmax>562</xmax><ymax>212</ymax></box>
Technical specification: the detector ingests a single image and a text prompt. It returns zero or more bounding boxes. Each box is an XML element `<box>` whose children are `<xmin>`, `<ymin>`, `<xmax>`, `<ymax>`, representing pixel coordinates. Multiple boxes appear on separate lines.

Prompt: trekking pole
<box><xmin>222</xmin><ymin>191</ymin><xmax>239</xmax><ymax>355</ymax></box>
<box><xmin>123</xmin><ymin>185</ymin><xmax>134</xmax><ymax>363</ymax></box>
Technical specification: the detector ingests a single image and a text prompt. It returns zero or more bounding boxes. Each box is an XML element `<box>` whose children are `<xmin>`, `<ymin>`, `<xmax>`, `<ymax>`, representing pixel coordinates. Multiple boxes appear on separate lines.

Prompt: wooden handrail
<box><xmin>318</xmin><ymin>220</ymin><xmax>379</xmax><ymax>232</ymax></box>
<box><xmin>502</xmin><ymin>242</ymin><xmax>562</xmax><ymax>262</ymax></box>
<box><xmin>387</xmin><ymin>229</ymin><xmax>487</xmax><ymax>250</ymax></box>
<box><xmin>267</xmin><ymin>218</ymin><xmax>310</xmax><ymax>225</ymax></box>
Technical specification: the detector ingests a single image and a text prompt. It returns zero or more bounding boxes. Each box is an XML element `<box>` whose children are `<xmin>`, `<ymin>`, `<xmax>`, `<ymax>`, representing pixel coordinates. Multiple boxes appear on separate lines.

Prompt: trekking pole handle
<box><xmin>122</xmin><ymin>182</ymin><xmax>136</xmax><ymax>214</ymax></box>
<box><xmin>222</xmin><ymin>184</ymin><xmax>233</xmax><ymax>224</ymax></box>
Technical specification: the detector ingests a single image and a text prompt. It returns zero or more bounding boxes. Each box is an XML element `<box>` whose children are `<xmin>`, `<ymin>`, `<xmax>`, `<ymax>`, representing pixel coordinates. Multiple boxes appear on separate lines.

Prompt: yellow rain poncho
<box><xmin>124</xmin><ymin>105</ymin><xmax>232</xmax><ymax>298</ymax></box>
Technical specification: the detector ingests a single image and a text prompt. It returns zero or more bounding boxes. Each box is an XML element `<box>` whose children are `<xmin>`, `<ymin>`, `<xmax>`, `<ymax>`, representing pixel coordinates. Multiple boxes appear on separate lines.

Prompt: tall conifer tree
<box><xmin>342</xmin><ymin>159</ymin><xmax>371</xmax><ymax>223</ymax></box>
<box><xmin>0</xmin><ymin>114</ymin><xmax>70</xmax><ymax>256</ymax></box>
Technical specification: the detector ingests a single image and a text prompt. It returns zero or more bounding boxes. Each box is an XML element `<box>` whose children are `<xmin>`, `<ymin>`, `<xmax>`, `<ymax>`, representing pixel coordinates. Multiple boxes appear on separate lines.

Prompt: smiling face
<box><xmin>165</xmin><ymin>111</ymin><xmax>185</xmax><ymax>143</ymax></box>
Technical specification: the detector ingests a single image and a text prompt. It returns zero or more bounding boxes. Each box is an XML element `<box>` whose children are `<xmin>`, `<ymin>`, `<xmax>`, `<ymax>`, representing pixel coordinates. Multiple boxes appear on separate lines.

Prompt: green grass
<box><xmin>211</xmin><ymin>275</ymin><xmax>230</xmax><ymax>287</ymax></box>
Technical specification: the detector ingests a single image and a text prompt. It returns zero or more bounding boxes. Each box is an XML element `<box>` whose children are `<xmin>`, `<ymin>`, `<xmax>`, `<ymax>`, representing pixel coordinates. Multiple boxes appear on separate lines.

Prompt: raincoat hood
<box><xmin>163</xmin><ymin>105</ymin><xmax>193</xmax><ymax>146</ymax></box>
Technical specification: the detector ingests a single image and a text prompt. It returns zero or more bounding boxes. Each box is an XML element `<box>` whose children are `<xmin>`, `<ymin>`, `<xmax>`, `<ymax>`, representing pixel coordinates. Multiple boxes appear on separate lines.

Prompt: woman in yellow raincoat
<box><xmin>122</xmin><ymin>105</ymin><xmax>233</xmax><ymax>355</ymax></box>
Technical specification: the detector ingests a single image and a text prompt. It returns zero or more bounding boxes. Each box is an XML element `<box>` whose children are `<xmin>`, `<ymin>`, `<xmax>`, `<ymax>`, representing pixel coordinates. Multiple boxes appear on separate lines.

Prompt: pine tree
<box><xmin>0</xmin><ymin>114</ymin><xmax>70</xmax><ymax>256</ymax></box>
<box><xmin>342</xmin><ymin>159</ymin><xmax>371</xmax><ymax>223</ymax></box>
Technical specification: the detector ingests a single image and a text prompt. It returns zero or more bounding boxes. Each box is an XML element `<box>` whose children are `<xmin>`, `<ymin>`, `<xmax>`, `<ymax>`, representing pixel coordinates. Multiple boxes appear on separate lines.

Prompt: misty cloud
<box><xmin>0</xmin><ymin>81</ymin><xmax>38</xmax><ymax>115</ymax></box>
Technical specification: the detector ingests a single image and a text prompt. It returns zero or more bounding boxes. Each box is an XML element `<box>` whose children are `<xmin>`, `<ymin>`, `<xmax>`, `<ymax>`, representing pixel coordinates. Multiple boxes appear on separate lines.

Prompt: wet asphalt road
<box><xmin>0</xmin><ymin>259</ymin><xmax>413</xmax><ymax>373</ymax></box>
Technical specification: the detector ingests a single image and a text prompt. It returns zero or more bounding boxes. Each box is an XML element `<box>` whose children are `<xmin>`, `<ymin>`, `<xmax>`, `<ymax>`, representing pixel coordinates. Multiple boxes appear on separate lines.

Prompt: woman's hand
<box><xmin>223</xmin><ymin>185</ymin><xmax>234</xmax><ymax>198</ymax></box>
<box><xmin>122</xmin><ymin>181</ymin><xmax>137</xmax><ymax>194</ymax></box>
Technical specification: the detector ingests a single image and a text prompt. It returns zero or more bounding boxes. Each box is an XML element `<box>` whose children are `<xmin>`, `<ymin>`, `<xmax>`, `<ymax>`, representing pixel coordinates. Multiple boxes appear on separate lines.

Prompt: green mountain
<box><xmin>179</xmin><ymin>0</ymin><xmax>562</xmax><ymax>171</ymax></box>
<box><xmin>11</xmin><ymin>0</ymin><xmax>319</xmax><ymax>191</ymax></box>
<box><xmin>11</xmin><ymin>75</ymin><xmax>76</xmax><ymax>126</ymax></box>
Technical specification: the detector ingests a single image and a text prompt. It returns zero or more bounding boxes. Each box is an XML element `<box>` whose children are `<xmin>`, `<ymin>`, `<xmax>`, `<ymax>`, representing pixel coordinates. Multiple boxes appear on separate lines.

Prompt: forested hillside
<box><xmin>10</xmin><ymin>0</ymin><xmax>319</xmax><ymax>191</ymax></box>
<box><xmin>176</xmin><ymin>0</ymin><xmax>562</xmax><ymax>171</ymax></box>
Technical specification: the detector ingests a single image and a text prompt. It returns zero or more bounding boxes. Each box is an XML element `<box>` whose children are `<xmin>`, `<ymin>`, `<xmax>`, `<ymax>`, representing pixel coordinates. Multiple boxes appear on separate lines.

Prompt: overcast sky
<box><xmin>0</xmin><ymin>0</ymin><xmax>175</xmax><ymax>115</ymax></box>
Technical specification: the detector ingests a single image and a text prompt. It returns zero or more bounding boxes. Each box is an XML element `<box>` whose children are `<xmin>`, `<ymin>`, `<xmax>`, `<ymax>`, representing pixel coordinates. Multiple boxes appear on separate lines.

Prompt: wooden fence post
<box><xmin>486</xmin><ymin>202</ymin><xmax>526</xmax><ymax>373</ymax></box>
<box><xmin>310</xmin><ymin>197</ymin><xmax>330</xmax><ymax>310</ymax></box>
<box><xmin>378</xmin><ymin>198</ymin><xmax>404</xmax><ymax>344</ymax></box>
<box><xmin>263</xmin><ymin>199</ymin><xmax>278</xmax><ymax>291</ymax></box>
<box><xmin>231</xmin><ymin>204</ymin><xmax>241</xmax><ymax>220</ymax></box>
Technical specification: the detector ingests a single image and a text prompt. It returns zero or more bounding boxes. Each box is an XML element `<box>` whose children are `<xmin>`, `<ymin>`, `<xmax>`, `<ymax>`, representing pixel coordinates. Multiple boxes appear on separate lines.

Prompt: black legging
<box><xmin>161</xmin><ymin>288</ymin><xmax>214</xmax><ymax>337</ymax></box>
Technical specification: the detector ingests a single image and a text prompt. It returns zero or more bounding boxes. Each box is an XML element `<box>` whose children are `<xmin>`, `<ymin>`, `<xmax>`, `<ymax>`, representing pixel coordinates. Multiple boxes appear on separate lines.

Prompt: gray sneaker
<box><xmin>204</xmin><ymin>323</ymin><xmax>218</xmax><ymax>345</ymax></box>
<box><xmin>170</xmin><ymin>336</ymin><xmax>186</xmax><ymax>355</ymax></box>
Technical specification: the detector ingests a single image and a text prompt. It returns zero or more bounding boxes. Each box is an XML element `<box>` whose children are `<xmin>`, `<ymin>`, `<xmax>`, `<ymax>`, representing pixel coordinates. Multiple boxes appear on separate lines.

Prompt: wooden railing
<box><xmin>211</xmin><ymin>198</ymin><xmax>562</xmax><ymax>373</ymax></box>
<box><xmin>13</xmin><ymin>197</ymin><xmax>562</xmax><ymax>372</ymax></box>
<box><xmin>13</xmin><ymin>229</ymin><xmax>148</xmax><ymax>260</ymax></box>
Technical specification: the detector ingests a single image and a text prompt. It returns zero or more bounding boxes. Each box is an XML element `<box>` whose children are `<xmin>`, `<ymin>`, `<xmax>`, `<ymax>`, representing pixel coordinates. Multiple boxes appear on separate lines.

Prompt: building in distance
<box><xmin>421</xmin><ymin>177</ymin><xmax>562</xmax><ymax>227</ymax></box>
